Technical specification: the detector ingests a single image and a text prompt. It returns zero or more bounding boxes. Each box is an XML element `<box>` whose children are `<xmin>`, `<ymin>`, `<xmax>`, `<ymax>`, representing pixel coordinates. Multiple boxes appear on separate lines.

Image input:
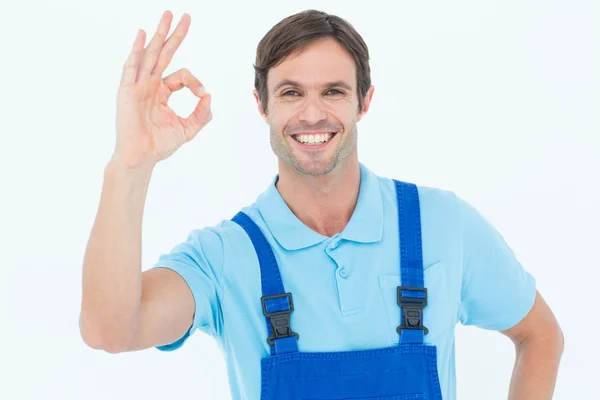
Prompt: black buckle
<box><xmin>396</xmin><ymin>286</ymin><xmax>429</xmax><ymax>335</ymax></box>
<box><xmin>261</xmin><ymin>292</ymin><xmax>299</xmax><ymax>345</ymax></box>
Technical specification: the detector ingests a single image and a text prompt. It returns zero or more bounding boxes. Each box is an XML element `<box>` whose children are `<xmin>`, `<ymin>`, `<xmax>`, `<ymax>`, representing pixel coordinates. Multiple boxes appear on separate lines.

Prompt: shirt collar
<box><xmin>256</xmin><ymin>163</ymin><xmax>384</xmax><ymax>250</ymax></box>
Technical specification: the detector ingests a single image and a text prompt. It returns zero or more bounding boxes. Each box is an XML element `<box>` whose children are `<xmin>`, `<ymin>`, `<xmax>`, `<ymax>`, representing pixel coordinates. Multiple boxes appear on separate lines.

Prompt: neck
<box><xmin>275</xmin><ymin>154</ymin><xmax>361</xmax><ymax>237</ymax></box>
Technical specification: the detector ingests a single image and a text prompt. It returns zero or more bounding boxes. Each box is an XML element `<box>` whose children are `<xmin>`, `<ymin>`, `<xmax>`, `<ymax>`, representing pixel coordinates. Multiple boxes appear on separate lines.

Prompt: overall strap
<box><xmin>231</xmin><ymin>212</ymin><xmax>299</xmax><ymax>355</ymax></box>
<box><xmin>393</xmin><ymin>180</ymin><xmax>428</xmax><ymax>345</ymax></box>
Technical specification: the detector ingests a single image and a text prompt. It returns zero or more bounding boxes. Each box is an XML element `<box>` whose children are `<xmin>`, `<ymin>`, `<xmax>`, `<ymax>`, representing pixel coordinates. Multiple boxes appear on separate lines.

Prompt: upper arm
<box><xmin>125</xmin><ymin>267</ymin><xmax>196</xmax><ymax>351</ymax></box>
<box><xmin>500</xmin><ymin>290</ymin><xmax>563</xmax><ymax>347</ymax></box>
<box><xmin>457</xmin><ymin>194</ymin><xmax>537</xmax><ymax>331</ymax></box>
<box><xmin>126</xmin><ymin>227</ymin><xmax>225</xmax><ymax>352</ymax></box>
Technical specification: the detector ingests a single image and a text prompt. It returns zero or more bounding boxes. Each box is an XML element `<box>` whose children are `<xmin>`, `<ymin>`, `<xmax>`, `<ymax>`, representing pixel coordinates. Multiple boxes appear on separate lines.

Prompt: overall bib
<box><xmin>231</xmin><ymin>180</ymin><xmax>443</xmax><ymax>400</ymax></box>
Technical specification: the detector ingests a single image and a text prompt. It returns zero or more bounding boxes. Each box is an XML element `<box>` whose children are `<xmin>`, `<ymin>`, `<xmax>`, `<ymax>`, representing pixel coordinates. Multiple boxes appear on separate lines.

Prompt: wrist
<box><xmin>107</xmin><ymin>151</ymin><xmax>155</xmax><ymax>173</ymax></box>
<box><xmin>105</xmin><ymin>154</ymin><xmax>155</xmax><ymax>185</ymax></box>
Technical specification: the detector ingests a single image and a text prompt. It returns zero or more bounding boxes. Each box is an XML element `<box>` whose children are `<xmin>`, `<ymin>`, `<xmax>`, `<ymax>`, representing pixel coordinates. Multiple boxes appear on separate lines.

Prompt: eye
<box><xmin>326</xmin><ymin>89</ymin><xmax>344</xmax><ymax>95</ymax></box>
<box><xmin>282</xmin><ymin>90</ymin><xmax>299</xmax><ymax>96</ymax></box>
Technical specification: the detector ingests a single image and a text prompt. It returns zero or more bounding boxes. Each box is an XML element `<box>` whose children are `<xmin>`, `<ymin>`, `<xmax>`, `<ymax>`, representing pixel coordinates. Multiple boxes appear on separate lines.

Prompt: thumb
<box><xmin>181</xmin><ymin>93</ymin><xmax>212</xmax><ymax>140</ymax></box>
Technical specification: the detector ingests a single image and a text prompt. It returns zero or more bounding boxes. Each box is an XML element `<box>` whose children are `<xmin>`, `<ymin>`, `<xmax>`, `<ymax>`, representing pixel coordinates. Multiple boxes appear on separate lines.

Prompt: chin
<box><xmin>290</xmin><ymin>158</ymin><xmax>339</xmax><ymax>177</ymax></box>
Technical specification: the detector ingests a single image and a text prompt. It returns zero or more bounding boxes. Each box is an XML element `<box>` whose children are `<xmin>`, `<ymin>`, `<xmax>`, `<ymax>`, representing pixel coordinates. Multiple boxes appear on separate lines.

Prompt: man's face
<box><xmin>254</xmin><ymin>37</ymin><xmax>373</xmax><ymax>177</ymax></box>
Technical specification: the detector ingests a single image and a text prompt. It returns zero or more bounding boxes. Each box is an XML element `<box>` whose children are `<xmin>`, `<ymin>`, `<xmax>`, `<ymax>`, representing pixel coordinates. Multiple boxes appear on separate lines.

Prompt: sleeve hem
<box><xmin>151</xmin><ymin>264</ymin><xmax>207</xmax><ymax>351</ymax></box>
<box><xmin>469</xmin><ymin>275</ymin><xmax>537</xmax><ymax>331</ymax></box>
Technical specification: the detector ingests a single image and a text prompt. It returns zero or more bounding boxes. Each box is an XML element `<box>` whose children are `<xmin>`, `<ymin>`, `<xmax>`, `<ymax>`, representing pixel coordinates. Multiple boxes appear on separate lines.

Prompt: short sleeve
<box><xmin>457</xmin><ymin>195</ymin><xmax>536</xmax><ymax>331</ymax></box>
<box><xmin>151</xmin><ymin>226</ymin><xmax>225</xmax><ymax>351</ymax></box>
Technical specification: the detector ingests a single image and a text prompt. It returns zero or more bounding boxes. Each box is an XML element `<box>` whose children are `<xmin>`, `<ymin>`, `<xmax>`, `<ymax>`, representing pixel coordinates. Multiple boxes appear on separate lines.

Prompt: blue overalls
<box><xmin>231</xmin><ymin>180</ymin><xmax>443</xmax><ymax>400</ymax></box>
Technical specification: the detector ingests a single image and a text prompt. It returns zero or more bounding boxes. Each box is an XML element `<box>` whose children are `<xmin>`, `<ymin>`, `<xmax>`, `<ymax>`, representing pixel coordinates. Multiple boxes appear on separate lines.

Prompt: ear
<box><xmin>356</xmin><ymin>85</ymin><xmax>375</xmax><ymax>122</ymax></box>
<box><xmin>253</xmin><ymin>89</ymin><xmax>269</xmax><ymax>124</ymax></box>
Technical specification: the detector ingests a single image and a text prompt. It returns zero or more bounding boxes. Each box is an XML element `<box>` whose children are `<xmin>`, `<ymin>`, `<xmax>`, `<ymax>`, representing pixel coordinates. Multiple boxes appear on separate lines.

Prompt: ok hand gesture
<box><xmin>114</xmin><ymin>11</ymin><xmax>212</xmax><ymax>170</ymax></box>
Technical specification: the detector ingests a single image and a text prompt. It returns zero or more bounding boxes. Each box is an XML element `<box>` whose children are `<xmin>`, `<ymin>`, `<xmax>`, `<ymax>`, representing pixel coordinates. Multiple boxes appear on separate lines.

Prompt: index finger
<box><xmin>151</xmin><ymin>13</ymin><xmax>192</xmax><ymax>78</ymax></box>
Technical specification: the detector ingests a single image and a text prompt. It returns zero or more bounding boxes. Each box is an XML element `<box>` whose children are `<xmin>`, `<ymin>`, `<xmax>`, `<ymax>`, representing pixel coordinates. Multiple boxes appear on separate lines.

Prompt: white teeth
<box><xmin>295</xmin><ymin>132</ymin><xmax>334</xmax><ymax>144</ymax></box>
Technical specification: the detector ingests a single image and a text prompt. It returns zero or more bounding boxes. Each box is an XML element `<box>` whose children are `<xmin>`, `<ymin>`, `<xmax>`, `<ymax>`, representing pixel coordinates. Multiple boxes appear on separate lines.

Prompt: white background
<box><xmin>0</xmin><ymin>0</ymin><xmax>598</xmax><ymax>399</ymax></box>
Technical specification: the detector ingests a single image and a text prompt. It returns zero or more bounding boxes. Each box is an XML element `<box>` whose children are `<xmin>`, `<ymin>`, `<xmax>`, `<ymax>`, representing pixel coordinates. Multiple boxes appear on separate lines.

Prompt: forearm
<box><xmin>79</xmin><ymin>155</ymin><xmax>154</xmax><ymax>351</ymax></box>
<box><xmin>507</xmin><ymin>331</ymin><xmax>564</xmax><ymax>399</ymax></box>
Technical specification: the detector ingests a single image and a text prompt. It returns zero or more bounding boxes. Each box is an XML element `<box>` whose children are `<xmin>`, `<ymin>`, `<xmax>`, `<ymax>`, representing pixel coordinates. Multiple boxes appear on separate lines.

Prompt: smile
<box><xmin>291</xmin><ymin>132</ymin><xmax>338</xmax><ymax>146</ymax></box>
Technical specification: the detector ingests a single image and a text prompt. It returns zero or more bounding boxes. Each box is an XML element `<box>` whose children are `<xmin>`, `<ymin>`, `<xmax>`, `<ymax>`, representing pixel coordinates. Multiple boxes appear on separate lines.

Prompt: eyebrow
<box><xmin>272</xmin><ymin>79</ymin><xmax>353</xmax><ymax>93</ymax></box>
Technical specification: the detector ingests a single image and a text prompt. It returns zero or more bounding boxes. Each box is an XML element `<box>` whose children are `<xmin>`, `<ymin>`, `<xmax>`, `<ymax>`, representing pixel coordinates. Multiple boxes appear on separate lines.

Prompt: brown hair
<box><xmin>254</xmin><ymin>9</ymin><xmax>371</xmax><ymax>113</ymax></box>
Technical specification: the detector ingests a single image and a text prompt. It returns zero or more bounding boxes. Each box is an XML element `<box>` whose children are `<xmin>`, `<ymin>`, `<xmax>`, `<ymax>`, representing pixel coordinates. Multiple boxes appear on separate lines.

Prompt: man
<box><xmin>79</xmin><ymin>9</ymin><xmax>564</xmax><ymax>399</ymax></box>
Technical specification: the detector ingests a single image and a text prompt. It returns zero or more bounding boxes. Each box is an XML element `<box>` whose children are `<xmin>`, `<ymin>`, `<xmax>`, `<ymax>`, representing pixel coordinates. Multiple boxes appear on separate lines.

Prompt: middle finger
<box><xmin>152</xmin><ymin>13</ymin><xmax>191</xmax><ymax>78</ymax></box>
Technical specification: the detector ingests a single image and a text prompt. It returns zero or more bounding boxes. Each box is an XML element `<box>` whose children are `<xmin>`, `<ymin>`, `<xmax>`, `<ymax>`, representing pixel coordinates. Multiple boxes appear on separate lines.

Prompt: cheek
<box><xmin>269</xmin><ymin>100</ymin><xmax>354</xmax><ymax>129</ymax></box>
<box><xmin>270</xmin><ymin>101</ymin><xmax>297</xmax><ymax>116</ymax></box>
<box><xmin>269</xmin><ymin>105</ymin><xmax>296</xmax><ymax>129</ymax></box>
<box><xmin>328</xmin><ymin>100</ymin><xmax>356</xmax><ymax>119</ymax></box>
<box><xmin>333</xmin><ymin>109</ymin><xmax>355</xmax><ymax>127</ymax></box>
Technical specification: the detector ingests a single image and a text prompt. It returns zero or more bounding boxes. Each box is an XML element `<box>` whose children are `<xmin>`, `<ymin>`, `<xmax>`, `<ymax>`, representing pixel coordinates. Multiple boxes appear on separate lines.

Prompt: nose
<box><xmin>296</xmin><ymin>94</ymin><xmax>327</xmax><ymax>125</ymax></box>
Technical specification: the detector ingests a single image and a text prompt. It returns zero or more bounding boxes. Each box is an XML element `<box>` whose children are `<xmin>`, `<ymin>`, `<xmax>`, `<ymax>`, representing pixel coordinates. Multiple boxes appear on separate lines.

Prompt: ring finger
<box><xmin>137</xmin><ymin>11</ymin><xmax>173</xmax><ymax>82</ymax></box>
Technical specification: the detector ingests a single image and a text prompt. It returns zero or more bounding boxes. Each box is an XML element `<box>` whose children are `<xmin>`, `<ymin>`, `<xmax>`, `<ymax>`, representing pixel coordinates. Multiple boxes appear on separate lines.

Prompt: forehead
<box><xmin>267</xmin><ymin>37</ymin><xmax>357</xmax><ymax>90</ymax></box>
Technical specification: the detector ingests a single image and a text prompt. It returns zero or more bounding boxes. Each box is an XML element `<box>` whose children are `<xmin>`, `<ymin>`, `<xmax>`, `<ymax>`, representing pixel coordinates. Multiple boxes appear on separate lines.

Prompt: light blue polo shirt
<box><xmin>151</xmin><ymin>162</ymin><xmax>536</xmax><ymax>400</ymax></box>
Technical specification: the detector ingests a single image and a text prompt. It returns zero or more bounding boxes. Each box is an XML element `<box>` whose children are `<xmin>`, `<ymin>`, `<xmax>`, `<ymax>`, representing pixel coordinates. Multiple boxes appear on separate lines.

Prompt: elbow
<box><xmin>556</xmin><ymin>324</ymin><xmax>565</xmax><ymax>356</ymax></box>
<box><xmin>548</xmin><ymin>316</ymin><xmax>565</xmax><ymax>357</ymax></box>
<box><xmin>79</xmin><ymin>313</ymin><xmax>132</xmax><ymax>354</ymax></box>
<box><xmin>81</xmin><ymin>333</ymin><xmax>129</xmax><ymax>354</ymax></box>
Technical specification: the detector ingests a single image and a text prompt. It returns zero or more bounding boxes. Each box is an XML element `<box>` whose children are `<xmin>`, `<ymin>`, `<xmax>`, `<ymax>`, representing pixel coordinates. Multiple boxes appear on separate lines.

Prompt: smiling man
<box><xmin>80</xmin><ymin>9</ymin><xmax>564</xmax><ymax>400</ymax></box>
<box><xmin>260</xmin><ymin>37</ymin><xmax>363</xmax><ymax>180</ymax></box>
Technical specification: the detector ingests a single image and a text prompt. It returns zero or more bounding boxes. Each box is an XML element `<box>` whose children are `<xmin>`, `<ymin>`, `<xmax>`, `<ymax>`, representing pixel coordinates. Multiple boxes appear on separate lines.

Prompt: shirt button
<box><xmin>338</xmin><ymin>268</ymin><xmax>348</xmax><ymax>278</ymax></box>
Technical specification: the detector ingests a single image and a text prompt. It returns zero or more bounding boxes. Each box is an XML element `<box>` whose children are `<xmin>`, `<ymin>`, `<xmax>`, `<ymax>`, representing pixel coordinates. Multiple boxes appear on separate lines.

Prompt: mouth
<box><xmin>290</xmin><ymin>131</ymin><xmax>339</xmax><ymax>149</ymax></box>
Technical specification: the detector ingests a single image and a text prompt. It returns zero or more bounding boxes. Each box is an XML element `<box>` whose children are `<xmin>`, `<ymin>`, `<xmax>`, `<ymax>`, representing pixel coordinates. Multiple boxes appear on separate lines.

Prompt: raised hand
<box><xmin>114</xmin><ymin>11</ymin><xmax>212</xmax><ymax>169</ymax></box>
